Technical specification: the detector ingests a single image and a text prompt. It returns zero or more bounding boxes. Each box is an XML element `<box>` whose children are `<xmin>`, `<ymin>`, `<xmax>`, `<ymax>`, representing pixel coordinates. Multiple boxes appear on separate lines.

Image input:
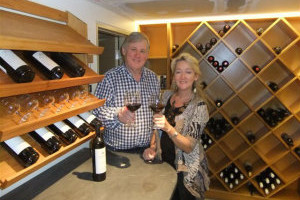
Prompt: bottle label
<box><xmin>79</xmin><ymin>112</ymin><xmax>96</xmax><ymax>123</ymax></box>
<box><xmin>4</xmin><ymin>136</ymin><xmax>30</xmax><ymax>154</ymax></box>
<box><xmin>95</xmin><ymin>147</ymin><xmax>106</xmax><ymax>174</ymax></box>
<box><xmin>54</xmin><ymin>121</ymin><xmax>70</xmax><ymax>133</ymax></box>
<box><xmin>0</xmin><ymin>50</ymin><xmax>27</xmax><ymax>70</ymax></box>
<box><xmin>68</xmin><ymin>116</ymin><xmax>84</xmax><ymax>128</ymax></box>
<box><xmin>0</xmin><ymin>64</ymin><xmax>7</xmax><ymax>74</ymax></box>
<box><xmin>32</xmin><ymin>51</ymin><xmax>58</xmax><ymax>70</ymax></box>
<box><xmin>35</xmin><ymin>127</ymin><xmax>55</xmax><ymax>141</ymax></box>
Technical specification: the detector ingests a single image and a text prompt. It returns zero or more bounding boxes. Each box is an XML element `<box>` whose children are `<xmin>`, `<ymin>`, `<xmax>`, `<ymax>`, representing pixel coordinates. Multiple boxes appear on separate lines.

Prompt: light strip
<box><xmin>135</xmin><ymin>12</ymin><xmax>300</xmax><ymax>30</ymax></box>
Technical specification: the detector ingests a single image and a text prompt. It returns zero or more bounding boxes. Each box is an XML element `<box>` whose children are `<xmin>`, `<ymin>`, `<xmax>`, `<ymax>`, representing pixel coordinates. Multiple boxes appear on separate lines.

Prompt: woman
<box><xmin>143</xmin><ymin>53</ymin><xmax>210</xmax><ymax>200</ymax></box>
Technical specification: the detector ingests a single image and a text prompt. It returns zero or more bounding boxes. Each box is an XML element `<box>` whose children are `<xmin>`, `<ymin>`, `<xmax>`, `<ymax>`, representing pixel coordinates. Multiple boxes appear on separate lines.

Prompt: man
<box><xmin>93</xmin><ymin>32</ymin><xmax>160</xmax><ymax>152</ymax></box>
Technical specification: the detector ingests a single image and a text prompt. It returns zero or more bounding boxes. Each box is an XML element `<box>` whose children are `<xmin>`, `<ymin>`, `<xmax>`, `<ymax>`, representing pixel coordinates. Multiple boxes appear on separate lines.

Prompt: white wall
<box><xmin>0</xmin><ymin>0</ymin><xmax>135</xmax><ymax>197</ymax></box>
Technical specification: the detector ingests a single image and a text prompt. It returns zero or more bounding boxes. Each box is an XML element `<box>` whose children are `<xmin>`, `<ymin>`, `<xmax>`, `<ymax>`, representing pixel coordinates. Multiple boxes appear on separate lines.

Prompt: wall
<box><xmin>0</xmin><ymin>0</ymin><xmax>135</xmax><ymax>197</ymax></box>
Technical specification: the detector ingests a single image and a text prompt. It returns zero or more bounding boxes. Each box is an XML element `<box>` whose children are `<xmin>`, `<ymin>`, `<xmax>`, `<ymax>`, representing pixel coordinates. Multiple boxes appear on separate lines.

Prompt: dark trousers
<box><xmin>172</xmin><ymin>172</ymin><xmax>196</xmax><ymax>200</ymax></box>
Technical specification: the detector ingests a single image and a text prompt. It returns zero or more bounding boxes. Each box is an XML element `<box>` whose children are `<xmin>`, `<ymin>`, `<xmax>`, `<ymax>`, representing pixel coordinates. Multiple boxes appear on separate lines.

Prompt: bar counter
<box><xmin>1</xmin><ymin>148</ymin><xmax>177</xmax><ymax>200</ymax></box>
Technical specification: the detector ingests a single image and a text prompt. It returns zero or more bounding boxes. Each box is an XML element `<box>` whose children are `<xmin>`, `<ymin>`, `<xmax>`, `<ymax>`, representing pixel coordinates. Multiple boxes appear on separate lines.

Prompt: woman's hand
<box><xmin>153</xmin><ymin>113</ymin><xmax>172</xmax><ymax>131</ymax></box>
<box><xmin>118</xmin><ymin>106</ymin><xmax>135</xmax><ymax>124</ymax></box>
<box><xmin>143</xmin><ymin>147</ymin><xmax>156</xmax><ymax>160</ymax></box>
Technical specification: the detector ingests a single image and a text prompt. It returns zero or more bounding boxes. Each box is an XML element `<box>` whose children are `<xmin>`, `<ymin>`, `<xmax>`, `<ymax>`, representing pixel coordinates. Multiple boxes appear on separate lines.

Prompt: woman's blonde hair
<box><xmin>170</xmin><ymin>53</ymin><xmax>205</xmax><ymax>99</ymax></box>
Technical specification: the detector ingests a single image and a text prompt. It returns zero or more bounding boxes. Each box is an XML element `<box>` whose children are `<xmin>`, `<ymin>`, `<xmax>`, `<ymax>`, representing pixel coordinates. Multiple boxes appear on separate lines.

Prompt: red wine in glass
<box><xmin>126</xmin><ymin>103</ymin><xmax>141</xmax><ymax>112</ymax></box>
<box><xmin>149</xmin><ymin>103</ymin><xmax>165</xmax><ymax>113</ymax></box>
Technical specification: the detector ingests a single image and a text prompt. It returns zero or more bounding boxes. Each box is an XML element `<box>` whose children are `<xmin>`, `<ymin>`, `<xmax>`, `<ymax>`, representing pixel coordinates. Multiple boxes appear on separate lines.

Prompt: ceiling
<box><xmin>88</xmin><ymin>0</ymin><xmax>300</xmax><ymax>21</ymax></box>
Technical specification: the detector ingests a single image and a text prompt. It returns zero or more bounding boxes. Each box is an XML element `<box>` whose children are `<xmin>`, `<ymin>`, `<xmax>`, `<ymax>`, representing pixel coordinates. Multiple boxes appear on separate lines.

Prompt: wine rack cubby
<box><xmin>0</xmin><ymin>1</ymin><xmax>104</xmax><ymax>189</ymax></box>
<box><xmin>140</xmin><ymin>15</ymin><xmax>300</xmax><ymax>200</ymax></box>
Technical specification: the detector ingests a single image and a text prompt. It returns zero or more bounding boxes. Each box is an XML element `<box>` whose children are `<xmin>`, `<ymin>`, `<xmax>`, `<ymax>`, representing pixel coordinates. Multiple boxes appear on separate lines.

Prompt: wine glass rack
<box><xmin>140</xmin><ymin>16</ymin><xmax>300</xmax><ymax>200</ymax></box>
<box><xmin>0</xmin><ymin>1</ymin><xmax>104</xmax><ymax>189</ymax></box>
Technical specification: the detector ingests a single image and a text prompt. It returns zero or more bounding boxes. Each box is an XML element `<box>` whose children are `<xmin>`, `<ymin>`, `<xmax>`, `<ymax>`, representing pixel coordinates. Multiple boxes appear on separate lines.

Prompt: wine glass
<box><xmin>53</xmin><ymin>89</ymin><xmax>70</xmax><ymax>112</ymax></box>
<box><xmin>67</xmin><ymin>87</ymin><xmax>81</xmax><ymax>108</ymax></box>
<box><xmin>148</xmin><ymin>91</ymin><xmax>165</xmax><ymax>163</ymax></box>
<box><xmin>124</xmin><ymin>90</ymin><xmax>141</xmax><ymax>127</ymax></box>
<box><xmin>78</xmin><ymin>85</ymin><xmax>90</xmax><ymax>104</ymax></box>
<box><xmin>34</xmin><ymin>91</ymin><xmax>55</xmax><ymax>117</ymax></box>
<box><xmin>0</xmin><ymin>96</ymin><xmax>31</xmax><ymax>124</ymax></box>
<box><xmin>17</xmin><ymin>94</ymin><xmax>40</xmax><ymax>120</ymax></box>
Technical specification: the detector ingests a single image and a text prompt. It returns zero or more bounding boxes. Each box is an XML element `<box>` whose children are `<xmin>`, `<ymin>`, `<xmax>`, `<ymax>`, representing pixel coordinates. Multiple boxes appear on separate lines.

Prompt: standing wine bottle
<box><xmin>29</xmin><ymin>127</ymin><xmax>61</xmax><ymax>154</ymax></box>
<box><xmin>0</xmin><ymin>50</ymin><xmax>35</xmax><ymax>83</ymax></box>
<box><xmin>48</xmin><ymin>121</ymin><xmax>77</xmax><ymax>145</ymax></box>
<box><xmin>79</xmin><ymin>112</ymin><xmax>102</xmax><ymax>129</ymax></box>
<box><xmin>2</xmin><ymin>136</ymin><xmax>39</xmax><ymax>168</ymax></box>
<box><xmin>92</xmin><ymin>124</ymin><xmax>106</xmax><ymax>182</ymax></box>
<box><xmin>24</xmin><ymin>51</ymin><xmax>64</xmax><ymax>80</ymax></box>
<box><xmin>64</xmin><ymin>116</ymin><xmax>94</xmax><ymax>137</ymax></box>
<box><xmin>49</xmin><ymin>52</ymin><xmax>85</xmax><ymax>77</ymax></box>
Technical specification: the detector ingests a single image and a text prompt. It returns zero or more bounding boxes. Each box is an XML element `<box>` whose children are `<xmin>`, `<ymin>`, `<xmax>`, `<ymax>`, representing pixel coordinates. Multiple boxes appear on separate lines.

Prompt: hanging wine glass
<box><xmin>124</xmin><ymin>90</ymin><xmax>141</xmax><ymax>127</ymax></box>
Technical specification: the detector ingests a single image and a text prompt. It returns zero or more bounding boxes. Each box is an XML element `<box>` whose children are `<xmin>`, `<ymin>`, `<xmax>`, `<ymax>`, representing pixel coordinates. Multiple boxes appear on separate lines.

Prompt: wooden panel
<box><xmin>67</xmin><ymin>12</ymin><xmax>87</xmax><ymax>38</ymax></box>
<box><xmin>0</xmin><ymin>10</ymin><xmax>103</xmax><ymax>54</ymax></box>
<box><xmin>0</xmin><ymin>0</ymin><xmax>68</xmax><ymax>23</ymax></box>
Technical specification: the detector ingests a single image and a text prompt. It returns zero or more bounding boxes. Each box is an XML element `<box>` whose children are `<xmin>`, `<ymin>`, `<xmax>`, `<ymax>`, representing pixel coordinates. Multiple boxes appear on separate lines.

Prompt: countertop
<box><xmin>1</xmin><ymin>148</ymin><xmax>177</xmax><ymax>200</ymax></box>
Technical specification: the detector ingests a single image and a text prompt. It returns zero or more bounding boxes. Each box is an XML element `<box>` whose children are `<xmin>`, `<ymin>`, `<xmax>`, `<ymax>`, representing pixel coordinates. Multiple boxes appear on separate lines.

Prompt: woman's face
<box><xmin>174</xmin><ymin>60</ymin><xmax>198</xmax><ymax>92</ymax></box>
<box><xmin>122</xmin><ymin>40</ymin><xmax>148</xmax><ymax>72</ymax></box>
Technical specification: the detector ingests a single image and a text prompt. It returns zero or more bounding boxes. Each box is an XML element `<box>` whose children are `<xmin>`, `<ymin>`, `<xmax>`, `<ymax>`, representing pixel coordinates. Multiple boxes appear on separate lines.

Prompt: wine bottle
<box><xmin>247</xmin><ymin>183</ymin><xmax>256</xmax><ymax>196</ymax></box>
<box><xmin>215</xmin><ymin>99</ymin><xmax>223</xmax><ymax>108</ymax></box>
<box><xmin>235</xmin><ymin>48</ymin><xmax>243</xmax><ymax>55</ymax></box>
<box><xmin>29</xmin><ymin>127</ymin><xmax>61</xmax><ymax>154</ymax></box>
<box><xmin>210</xmin><ymin>37</ymin><xmax>217</xmax><ymax>45</ymax></box>
<box><xmin>223</xmin><ymin>24</ymin><xmax>231</xmax><ymax>33</ymax></box>
<box><xmin>231</xmin><ymin>116</ymin><xmax>239</xmax><ymax>125</ymax></box>
<box><xmin>273</xmin><ymin>47</ymin><xmax>282</xmax><ymax>54</ymax></box>
<box><xmin>268</xmin><ymin>81</ymin><xmax>279</xmax><ymax>92</ymax></box>
<box><xmin>212</xmin><ymin>60</ymin><xmax>219</xmax><ymax>68</ymax></box>
<box><xmin>217</xmin><ymin>65</ymin><xmax>224</xmax><ymax>73</ymax></box>
<box><xmin>79</xmin><ymin>112</ymin><xmax>102</xmax><ymax>129</ymax></box>
<box><xmin>252</xmin><ymin>65</ymin><xmax>261</xmax><ymax>73</ymax></box>
<box><xmin>49</xmin><ymin>52</ymin><xmax>85</xmax><ymax>77</ymax></box>
<box><xmin>200</xmin><ymin>48</ymin><xmax>206</xmax><ymax>55</ymax></box>
<box><xmin>205</xmin><ymin>43</ymin><xmax>212</xmax><ymax>51</ymax></box>
<box><xmin>196</xmin><ymin>43</ymin><xmax>203</xmax><ymax>51</ymax></box>
<box><xmin>222</xmin><ymin>60</ymin><xmax>229</xmax><ymax>68</ymax></box>
<box><xmin>3</xmin><ymin>136</ymin><xmax>39</xmax><ymax>168</ymax></box>
<box><xmin>92</xmin><ymin>124</ymin><xmax>106</xmax><ymax>182</ymax></box>
<box><xmin>218</xmin><ymin>30</ymin><xmax>225</xmax><ymax>37</ymax></box>
<box><xmin>256</xmin><ymin>28</ymin><xmax>264</xmax><ymax>36</ymax></box>
<box><xmin>244</xmin><ymin>162</ymin><xmax>253</xmax><ymax>177</ymax></box>
<box><xmin>172</xmin><ymin>44</ymin><xmax>179</xmax><ymax>53</ymax></box>
<box><xmin>255</xmin><ymin>176</ymin><xmax>264</xmax><ymax>188</ymax></box>
<box><xmin>48</xmin><ymin>121</ymin><xmax>77</xmax><ymax>145</ymax></box>
<box><xmin>64</xmin><ymin>116</ymin><xmax>94</xmax><ymax>137</ymax></box>
<box><xmin>207</xmin><ymin>55</ymin><xmax>214</xmax><ymax>63</ymax></box>
<box><xmin>24</xmin><ymin>51</ymin><xmax>64</xmax><ymax>80</ymax></box>
<box><xmin>295</xmin><ymin>147</ymin><xmax>300</xmax><ymax>157</ymax></box>
<box><xmin>246</xmin><ymin>131</ymin><xmax>256</xmax><ymax>143</ymax></box>
<box><xmin>281</xmin><ymin>133</ymin><xmax>294</xmax><ymax>147</ymax></box>
<box><xmin>0</xmin><ymin>50</ymin><xmax>35</xmax><ymax>83</ymax></box>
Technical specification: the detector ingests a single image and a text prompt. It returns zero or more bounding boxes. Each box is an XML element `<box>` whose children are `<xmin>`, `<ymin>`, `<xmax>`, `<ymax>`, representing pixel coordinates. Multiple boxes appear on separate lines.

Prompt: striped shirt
<box><xmin>93</xmin><ymin>64</ymin><xmax>160</xmax><ymax>150</ymax></box>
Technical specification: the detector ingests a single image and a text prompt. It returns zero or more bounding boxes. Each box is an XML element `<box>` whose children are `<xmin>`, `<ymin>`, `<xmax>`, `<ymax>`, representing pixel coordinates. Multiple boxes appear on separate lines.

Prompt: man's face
<box><xmin>122</xmin><ymin>40</ymin><xmax>148</xmax><ymax>71</ymax></box>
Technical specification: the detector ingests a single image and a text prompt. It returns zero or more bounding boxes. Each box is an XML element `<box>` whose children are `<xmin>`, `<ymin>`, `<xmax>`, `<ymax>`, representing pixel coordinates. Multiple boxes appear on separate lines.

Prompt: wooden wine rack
<box><xmin>0</xmin><ymin>1</ymin><xmax>104</xmax><ymax>189</ymax></box>
<box><xmin>140</xmin><ymin>17</ymin><xmax>300</xmax><ymax>200</ymax></box>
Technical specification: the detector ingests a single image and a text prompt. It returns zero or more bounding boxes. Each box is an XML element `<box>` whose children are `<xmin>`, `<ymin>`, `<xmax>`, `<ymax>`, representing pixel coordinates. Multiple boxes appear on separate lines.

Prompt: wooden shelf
<box><xmin>140</xmin><ymin>15</ymin><xmax>300</xmax><ymax>200</ymax></box>
<box><xmin>0</xmin><ymin>10</ymin><xmax>103</xmax><ymax>54</ymax></box>
<box><xmin>0</xmin><ymin>0</ymin><xmax>105</xmax><ymax>192</ymax></box>
<box><xmin>0</xmin><ymin>131</ymin><xmax>95</xmax><ymax>189</ymax></box>
<box><xmin>0</xmin><ymin>56</ymin><xmax>104</xmax><ymax>97</ymax></box>
<box><xmin>0</xmin><ymin>96</ymin><xmax>105</xmax><ymax>141</ymax></box>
